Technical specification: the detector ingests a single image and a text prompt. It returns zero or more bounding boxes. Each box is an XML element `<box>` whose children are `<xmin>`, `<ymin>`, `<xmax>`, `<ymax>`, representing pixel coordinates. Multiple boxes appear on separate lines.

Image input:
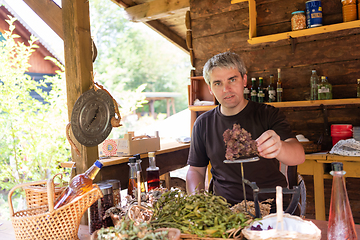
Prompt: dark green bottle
<box><xmin>257</xmin><ymin>77</ymin><xmax>265</xmax><ymax>103</ymax></box>
<box><xmin>250</xmin><ymin>78</ymin><xmax>257</xmax><ymax>102</ymax></box>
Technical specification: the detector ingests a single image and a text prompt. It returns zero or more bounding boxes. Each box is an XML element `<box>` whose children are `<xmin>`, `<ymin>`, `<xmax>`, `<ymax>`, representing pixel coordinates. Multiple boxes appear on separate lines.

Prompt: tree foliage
<box><xmin>0</xmin><ymin>17</ymin><xmax>70</xmax><ymax>192</ymax></box>
<box><xmin>89</xmin><ymin>0</ymin><xmax>191</xmax><ymax>116</ymax></box>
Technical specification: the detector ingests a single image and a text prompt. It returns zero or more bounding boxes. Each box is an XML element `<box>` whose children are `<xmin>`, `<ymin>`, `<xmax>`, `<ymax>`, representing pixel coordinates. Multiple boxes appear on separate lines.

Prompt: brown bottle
<box><xmin>127</xmin><ymin>157</ymin><xmax>138</xmax><ymax>197</ymax></box>
<box><xmin>54</xmin><ymin>160</ymin><xmax>103</xmax><ymax>209</ymax></box>
<box><xmin>146</xmin><ymin>152</ymin><xmax>160</xmax><ymax>191</ymax></box>
<box><xmin>276</xmin><ymin>68</ymin><xmax>283</xmax><ymax>102</ymax></box>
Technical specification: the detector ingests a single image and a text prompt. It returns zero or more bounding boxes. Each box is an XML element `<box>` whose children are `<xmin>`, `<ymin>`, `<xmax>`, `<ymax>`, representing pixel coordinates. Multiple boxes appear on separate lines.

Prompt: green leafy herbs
<box><xmin>151</xmin><ymin>190</ymin><xmax>251</xmax><ymax>238</ymax></box>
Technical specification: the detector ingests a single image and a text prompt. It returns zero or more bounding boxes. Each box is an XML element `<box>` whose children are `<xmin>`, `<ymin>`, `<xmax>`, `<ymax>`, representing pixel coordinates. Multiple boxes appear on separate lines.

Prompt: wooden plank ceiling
<box><xmin>23</xmin><ymin>0</ymin><xmax>190</xmax><ymax>54</ymax></box>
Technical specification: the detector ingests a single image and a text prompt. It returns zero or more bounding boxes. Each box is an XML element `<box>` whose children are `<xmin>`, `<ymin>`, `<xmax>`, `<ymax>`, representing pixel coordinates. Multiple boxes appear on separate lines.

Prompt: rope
<box><xmin>66</xmin><ymin>123</ymin><xmax>81</xmax><ymax>157</ymax></box>
<box><xmin>93</xmin><ymin>81</ymin><xmax>122</xmax><ymax>127</ymax></box>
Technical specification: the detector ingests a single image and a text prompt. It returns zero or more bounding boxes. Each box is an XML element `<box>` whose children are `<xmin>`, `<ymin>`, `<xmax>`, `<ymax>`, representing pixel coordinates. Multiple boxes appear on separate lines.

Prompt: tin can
<box><xmin>306</xmin><ymin>0</ymin><xmax>323</xmax><ymax>28</ymax></box>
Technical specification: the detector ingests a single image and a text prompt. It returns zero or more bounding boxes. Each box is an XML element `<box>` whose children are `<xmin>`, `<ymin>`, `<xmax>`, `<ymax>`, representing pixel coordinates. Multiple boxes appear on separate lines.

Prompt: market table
<box><xmin>298</xmin><ymin>153</ymin><xmax>360</xmax><ymax>220</ymax></box>
<box><xmin>1</xmin><ymin>219</ymin><xmax>359</xmax><ymax>239</ymax></box>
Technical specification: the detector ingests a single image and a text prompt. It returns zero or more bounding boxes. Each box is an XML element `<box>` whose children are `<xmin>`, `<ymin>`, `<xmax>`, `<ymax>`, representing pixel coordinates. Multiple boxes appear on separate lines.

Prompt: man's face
<box><xmin>208</xmin><ymin>67</ymin><xmax>247</xmax><ymax>116</ymax></box>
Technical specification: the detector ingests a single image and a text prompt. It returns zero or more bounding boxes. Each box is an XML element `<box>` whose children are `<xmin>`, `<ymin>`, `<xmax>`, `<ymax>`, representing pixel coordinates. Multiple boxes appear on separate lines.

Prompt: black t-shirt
<box><xmin>187</xmin><ymin>101</ymin><xmax>295</xmax><ymax>205</ymax></box>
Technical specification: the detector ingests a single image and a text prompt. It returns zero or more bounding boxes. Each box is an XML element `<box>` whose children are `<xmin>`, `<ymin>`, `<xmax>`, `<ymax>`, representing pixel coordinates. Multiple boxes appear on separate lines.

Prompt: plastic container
<box><xmin>342</xmin><ymin>0</ymin><xmax>357</xmax><ymax>22</ymax></box>
<box><xmin>331</xmin><ymin>124</ymin><xmax>353</xmax><ymax>146</ymax></box>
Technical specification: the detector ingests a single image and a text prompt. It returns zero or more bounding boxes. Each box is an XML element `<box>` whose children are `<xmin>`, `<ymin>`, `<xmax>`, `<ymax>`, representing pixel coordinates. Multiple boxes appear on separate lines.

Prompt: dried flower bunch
<box><xmin>223</xmin><ymin>124</ymin><xmax>259</xmax><ymax>160</ymax></box>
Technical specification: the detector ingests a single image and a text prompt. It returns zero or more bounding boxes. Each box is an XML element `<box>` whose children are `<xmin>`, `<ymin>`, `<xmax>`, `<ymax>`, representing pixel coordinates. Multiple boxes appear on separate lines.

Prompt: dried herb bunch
<box><xmin>223</xmin><ymin>124</ymin><xmax>259</xmax><ymax>160</ymax></box>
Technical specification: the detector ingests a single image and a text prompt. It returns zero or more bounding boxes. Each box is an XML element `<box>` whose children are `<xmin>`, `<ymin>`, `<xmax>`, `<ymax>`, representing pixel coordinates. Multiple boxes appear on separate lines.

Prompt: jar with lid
<box><xmin>105</xmin><ymin>179</ymin><xmax>121</xmax><ymax>207</ymax></box>
<box><xmin>342</xmin><ymin>0</ymin><xmax>357</xmax><ymax>22</ymax></box>
<box><xmin>317</xmin><ymin>76</ymin><xmax>332</xmax><ymax>100</ymax></box>
<box><xmin>291</xmin><ymin>11</ymin><xmax>306</xmax><ymax>31</ymax></box>
<box><xmin>88</xmin><ymin>183</ymin><xmax>114</xmax><ymax>234</ymax></box>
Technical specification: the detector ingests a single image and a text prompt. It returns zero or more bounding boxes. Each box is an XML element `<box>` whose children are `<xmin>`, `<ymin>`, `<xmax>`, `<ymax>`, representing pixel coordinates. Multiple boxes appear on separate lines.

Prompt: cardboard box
<box><xmin>98</xmin><ymin>131</ymin><xmax>160</xmax><ymax>157</ymax></box>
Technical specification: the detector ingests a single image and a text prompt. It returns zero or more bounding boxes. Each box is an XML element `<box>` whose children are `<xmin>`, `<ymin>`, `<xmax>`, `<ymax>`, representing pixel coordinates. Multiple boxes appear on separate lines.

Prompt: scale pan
<box><xmin>223</xmin><ymin>156</ymin><xmax>260</xmax><ymax>163</ymax></box>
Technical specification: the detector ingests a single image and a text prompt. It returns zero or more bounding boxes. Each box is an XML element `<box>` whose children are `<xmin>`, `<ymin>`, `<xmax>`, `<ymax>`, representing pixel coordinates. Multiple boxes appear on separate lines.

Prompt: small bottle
<box><xmin>243</xmin><ymin>85</ymin><xmax>250</xmax><ymax>100</ymax></box>
<box><xmin>250</xmin><ymin>78</ymin><xmax>257</xmax><ymax>102</ymax></box>
<box><xmin>310</xmin><ymin>70</ymin><xmax>319</xmax><ymax>100</ymax></box>
<box><xmin>268</xmin><ymin>74</ymin><xmax>276</xmax><ymax>102</ymax></box>
<box><xmin>327</xmin><ymin>162</ymin><xmax>357</xmax><ymax>240</ymax></box>
<box><xmin>257</xmin><ymin>77</ymin><xmax>265</xmax><ymax>103</ymax></box>
<box><xmin>134</xmin><ymin>154</ymin><xmax>146</xmax><ymax>193</ymax></box>
<box><xmin>54</xmin><ymin>160</ymin><xmax>103</xmax><ymax>209</ymax></box>
<box><xmin>357</xmin><ymin>79</ymin><xmax>360</xmax><ymax>98</ymax></box>
<box><xmin>318</xmin><ymin>76</ymin><xmax>332</xmax><ymax>100</ymax></box>
<box><xmin>128</xmin><ymin>157</ymin><xmax>138</xmax><ymax>197</ymax></box>
<box><xmin>146</xmin><ymin>152</ymin><xmax>160</xmax><ymax>191</ymax></box>
<box><xmin>276</xmin><ymin>68</ymin><xmax>283</xmax><ymax>102</ymax></box>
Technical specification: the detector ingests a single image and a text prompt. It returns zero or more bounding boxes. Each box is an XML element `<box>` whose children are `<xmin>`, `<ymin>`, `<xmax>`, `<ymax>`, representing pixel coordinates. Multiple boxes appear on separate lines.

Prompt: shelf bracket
<box><xmin>289</xmin><ymin>36</ymin><xmax>296</xmax><ymax>54</ymax></box>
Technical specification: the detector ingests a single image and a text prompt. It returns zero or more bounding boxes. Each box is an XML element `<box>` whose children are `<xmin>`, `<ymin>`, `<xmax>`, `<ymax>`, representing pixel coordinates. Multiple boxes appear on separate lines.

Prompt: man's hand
<box><xmin>256</xmin><ymin>130</ymin><xmax>305</xmax><ymax>166</ymax></box>
<box><xmin>256</xmin><ymin>130</ymin><xmax>282</xmax><ymax>159</ymax></box>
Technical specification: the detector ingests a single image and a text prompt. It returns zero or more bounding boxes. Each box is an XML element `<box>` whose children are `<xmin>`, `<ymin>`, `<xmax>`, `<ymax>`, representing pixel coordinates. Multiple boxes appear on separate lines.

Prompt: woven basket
<box><xmin>24</xmin><ymin>173</ymin><xmax>67</xmax><ymax>208</ymax></box>
<box><xmin>8</xmin><ymin>179</ymin><xmax>103</xmax><ymax>240</ymax></box>
<box><xmin>242</xmin><ymin>187</ymin><xmax>321</xmax><ymax>240</ymax></box>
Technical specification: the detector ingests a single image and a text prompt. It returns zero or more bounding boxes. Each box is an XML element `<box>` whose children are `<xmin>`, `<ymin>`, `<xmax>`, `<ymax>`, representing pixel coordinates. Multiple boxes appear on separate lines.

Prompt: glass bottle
<box><xmin>268</xmin><ymin>74</ymin><xmax>276</xmax><ymax>102</ymax></box>
<box><xmin>357</xmin><ymin>79</ymin><xmax>360</xmax><ymax>98</ymax></box>
<box><xmin>134</xmin><ymin>154</ymin><xmax>146</xmax><ymax>193</ymax></box>
<box><xmin>250</xmin><ymin>77</ymin><xmax>257</xmax><ymax>102</ymax></box>
<box><xmin>128</xmin><ymin>157</ymin><xmax>138</xmax><ymax>197</ymax></box>
<box><xmin>244</xmin><ymin>84</ymin><xmax>250</xmax><ymax>100</ymax></box>
<box><xmin>146</xmin><ymin>152</ymin><xmax>160</xmax><ymax>191</ymax></box>
<box><xmin>318</xmin><ymin>76</ymin><xmax>332</xmax><ymax>100</ymax></box>
<box><xmin>328</xmin><ymin>162</ymin><xmax>357</xmax><ymax>240</ymax></box>
<box><xmin>257</xmin><ymin>77</ymin><xmax>265</xmax><ymax>103</ymax></box>
<box><xmin>310</xmin><ymin>70</ymin><xmax>319</xmax><ymax>100</ymax></box>
<box><xmin>54</xmin><ymin>160</ymin><xmax>103</xmax><ymax>209</ymax></box>
<box><xmin>276</xmin><ymin>68</ymin><xmax>283</xmax><ymax>102</ymax></box>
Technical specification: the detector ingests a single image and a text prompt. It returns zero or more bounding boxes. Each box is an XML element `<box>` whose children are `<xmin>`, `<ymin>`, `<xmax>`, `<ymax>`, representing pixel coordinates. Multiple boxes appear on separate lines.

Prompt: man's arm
<box><xmin>186</xmin><ymin>166</ymin><xmax>207</xmax><ymax>194</ymax></box>
<box><xmin>256</xmin><ymin>130</ymin><xmax>305</xmax><ymax>166</ymax></box>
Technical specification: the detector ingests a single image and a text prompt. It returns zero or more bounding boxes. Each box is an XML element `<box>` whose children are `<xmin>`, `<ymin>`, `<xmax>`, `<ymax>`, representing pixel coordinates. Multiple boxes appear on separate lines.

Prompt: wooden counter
<box><xmin>1</xmin><ymin>219</ymin><xmax>359</xmax><ymax>239</ymax></box>
<box><xmin>96</xmin><ymin>142</ymin><xmax>190</xmax><ymax>189</ymax></box>
<box><xmin>298</xmin><ymin>153</ymin><xmax>360</xmax><ymax>221</ymax></box>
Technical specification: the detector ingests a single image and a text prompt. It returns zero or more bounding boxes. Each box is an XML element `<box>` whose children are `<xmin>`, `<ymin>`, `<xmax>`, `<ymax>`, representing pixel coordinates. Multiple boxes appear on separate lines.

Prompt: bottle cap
<box><xmin>312</xmin><ymin>70</ymin><xmax>316</xmax><ymax>73</ymax></box>
<box><xmin>129</xmin><ymin>157</ymin><xmax>136</xmax><ymax>163</ymax></box>
<box><xmin>259</xmin><ymin>77</ymin><xmax>263</xmax><ymax>80</ymax></box>
<box><xmin>331</xmin><ymin>162</ymin><xmax>343</xmax><ymax>171</ymax></box>
<box><xmin>148</xmin><ymin>152</ymin><xmax>155</xmax><ymax>157</ymax></box>
<box><xmin>134</xmin><ymin>154</ymin><xmax>141</xmax><ymax>160</ymax></box>
<box><xmin>94</xmin><ymin>160</ymin><xmax>103</xmax><ymax>169</ymax></box>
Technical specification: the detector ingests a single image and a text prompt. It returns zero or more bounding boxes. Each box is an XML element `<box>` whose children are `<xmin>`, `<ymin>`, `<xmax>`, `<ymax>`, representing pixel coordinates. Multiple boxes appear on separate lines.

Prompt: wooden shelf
<box><xmin>231</xmin><ymin>0</ymin><xmax>360</xmax><ymax>45</ymax></box>
<box><xmin>248</xmin><ymin>20</ymin><xmax>360</xmax><ymax>44</ymax></box>
<box><xmin>189</xmin><ymin>98</ymin><xmax>360</xmax><ymax>111</ymax></box>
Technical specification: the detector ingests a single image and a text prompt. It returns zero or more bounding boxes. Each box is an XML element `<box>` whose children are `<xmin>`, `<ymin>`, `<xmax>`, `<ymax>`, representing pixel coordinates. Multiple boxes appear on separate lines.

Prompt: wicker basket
<box><xmin>24</xmin><ymin>173</ymin><xmax>67</xmax><ymax>208</ymax></box>
<box><xmin>8</xmin><ymin>179</ymin><xmax>103</xmax><ymax>240</ymax></box>
<box><xmin>242</xmin><ymin>187</ymin><xmax>321</xmax><ymax>240</ymax></box>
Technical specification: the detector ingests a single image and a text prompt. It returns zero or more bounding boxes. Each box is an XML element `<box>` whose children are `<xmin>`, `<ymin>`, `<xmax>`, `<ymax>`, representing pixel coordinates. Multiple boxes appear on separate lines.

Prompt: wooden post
<box><xmin>62</xmin><ymin>0</ymin><xmax>98</xmax><ymax>179</ymax></box>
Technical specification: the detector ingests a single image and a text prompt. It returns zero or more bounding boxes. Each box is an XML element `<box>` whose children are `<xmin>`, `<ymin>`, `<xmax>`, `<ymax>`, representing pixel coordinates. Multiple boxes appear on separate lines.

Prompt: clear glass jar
<box><xmin>88</xmin><ymin>183</ymin><xmax>114</xmax><ymax>234</ymax></box>
<box><xmin>317</xmin><ymin>76</ymin><xmax>332</xmax><ymax>100</ymax></box>
<box><xmin>291</xmin><ymin>11</ymin><xmax>306</xmax><ymax>31</ymax></box>
<box><xmin>105</xmin><ymin>179</ymin><xmax>121</xmax><ymax>207</ymax></box>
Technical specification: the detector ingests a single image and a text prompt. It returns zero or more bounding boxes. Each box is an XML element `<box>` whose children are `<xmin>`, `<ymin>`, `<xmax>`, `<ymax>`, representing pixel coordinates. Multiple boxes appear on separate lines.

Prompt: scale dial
<box><xmin>71</xmin><ymin>88</ymin><xmax>115</xmax><ymax>147</ymax></box>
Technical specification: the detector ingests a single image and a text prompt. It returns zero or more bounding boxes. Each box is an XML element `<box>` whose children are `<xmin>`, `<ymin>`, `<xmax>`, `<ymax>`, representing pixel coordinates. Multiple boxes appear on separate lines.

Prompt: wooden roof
<box><xmin>22</xmin><ymin>0</ymin><xmax>189</xmax><ymax>54</ymax></box>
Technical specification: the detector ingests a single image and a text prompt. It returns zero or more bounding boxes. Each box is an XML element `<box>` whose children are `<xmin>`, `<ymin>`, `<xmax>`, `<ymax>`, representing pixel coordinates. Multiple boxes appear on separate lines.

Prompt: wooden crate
<box><xmin>99</xmin><ymin>131</ymin><xmax>160</xmax><ymax>157</ymax></box>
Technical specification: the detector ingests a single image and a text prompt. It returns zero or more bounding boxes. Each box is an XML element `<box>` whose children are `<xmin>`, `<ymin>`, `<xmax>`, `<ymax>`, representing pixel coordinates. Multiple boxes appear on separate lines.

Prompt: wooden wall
<box><xmin>189</xmin><ymin>0</ymin><xmax>360</xmax><ymax>222</ymax></box>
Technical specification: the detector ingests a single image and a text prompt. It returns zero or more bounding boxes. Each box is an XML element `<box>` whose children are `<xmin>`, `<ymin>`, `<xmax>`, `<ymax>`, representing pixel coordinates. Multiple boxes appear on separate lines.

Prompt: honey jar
<box><xmin>291</xmin><ymin>11</ymin><xmax>306</xmax><ymax>31</ymax></box>
<box><xmin>342</xmin><ymin>0</ymin><xmax>357</xmax><ymax>22</ymax></box>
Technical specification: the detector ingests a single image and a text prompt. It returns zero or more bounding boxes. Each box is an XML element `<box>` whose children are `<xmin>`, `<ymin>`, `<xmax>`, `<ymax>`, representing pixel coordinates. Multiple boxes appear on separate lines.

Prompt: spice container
<box><xmin>105</xmin><ymin>179</ymin><xmax>121</xmax><ymax>207</ymax></box>
<box><xmin>342</xmin><ymin>0</ymin><xmax>357</xmax><ymax>22</ymax></box>
<box><xmin>291</xmin><ymin>11</ymin><xmax>306</xmax><ymax>31</ymax></box>
<box><xmin>88</xmin><ymin>183</ymin><xmax>114</xmax><ymax>234</ymax></box>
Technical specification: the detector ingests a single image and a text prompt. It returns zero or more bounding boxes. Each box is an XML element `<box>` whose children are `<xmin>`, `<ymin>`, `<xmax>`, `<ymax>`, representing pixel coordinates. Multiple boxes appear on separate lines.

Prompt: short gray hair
<box><xmin>203</xmin><ymin>52</ymin><xmax>247</xmax><ymax>85</ymax></box>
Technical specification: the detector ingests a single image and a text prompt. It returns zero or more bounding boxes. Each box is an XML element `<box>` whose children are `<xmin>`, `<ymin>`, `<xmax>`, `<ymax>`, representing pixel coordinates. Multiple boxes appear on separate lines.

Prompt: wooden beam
<box><xmin>125</xmin><ymin>0</ymin><xmax>189</xmax><ymax>22</ymax></box>
<box><xmin>62</xmin><ymin>0</ymin><xmax>98</xmax><ymax>188</ymax></box>
<box><xmin>23</xmin><ymin>0</ymin><xmax>63</xmax><ymax>39</ymax></box>
<box><xmin>145</xmin><ymin>20</ymin><xmax>189</xmax><ymax>54</ymax></box>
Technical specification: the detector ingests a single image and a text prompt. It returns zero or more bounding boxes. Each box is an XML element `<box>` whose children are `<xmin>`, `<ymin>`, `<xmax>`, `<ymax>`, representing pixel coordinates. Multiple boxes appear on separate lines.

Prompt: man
<box><xmin>186</xmin><ymin>52</ymin><xmax>305</xmax><ymax>210</ymax></box>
